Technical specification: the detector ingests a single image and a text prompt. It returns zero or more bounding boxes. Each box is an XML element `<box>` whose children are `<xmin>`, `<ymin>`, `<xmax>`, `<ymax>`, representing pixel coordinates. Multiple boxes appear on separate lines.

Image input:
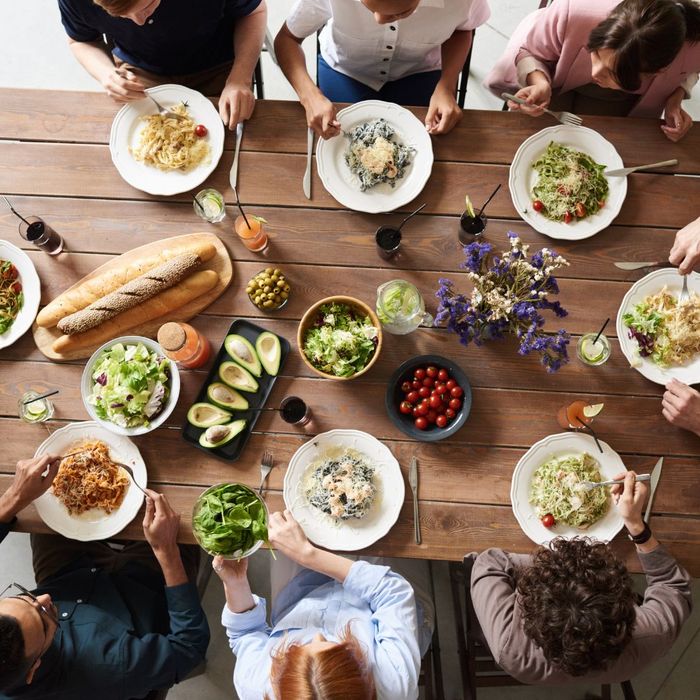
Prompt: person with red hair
<box><xmin>213</xmin><ymin>510</ymin><xmax>432</xmax><ymax>700</ymax></box>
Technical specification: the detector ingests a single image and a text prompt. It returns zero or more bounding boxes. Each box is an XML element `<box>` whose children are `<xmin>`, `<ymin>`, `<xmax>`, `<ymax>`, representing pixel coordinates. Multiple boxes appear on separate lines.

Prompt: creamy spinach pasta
<box><xmin>345</xmin><ymin>119</ymin><xmax>414</xmax><ymax>191</ymax></box>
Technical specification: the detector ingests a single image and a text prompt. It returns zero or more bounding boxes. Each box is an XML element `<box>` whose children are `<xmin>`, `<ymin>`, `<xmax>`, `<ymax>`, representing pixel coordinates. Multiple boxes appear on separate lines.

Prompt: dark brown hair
<box><xmin>267</xmin><ymin>625</ymin><xmax>376</xmax><ymax>700</ymax></box>
<box><xmin>587</xmin><ymin>0</ymin><xmax>700</xmax><ymax>91</ymax></box>
<box><xmin>93</xmin><ymin>0</ymin><xmax>144</xmax><ymax>15</ymax></box>
<box><xmin>0</xmin><ymin>614</ymin><xmax>31</xmax><ymax>691</ymax></box>
<box><xmin>517</xmin><ymin>537</ymin><xmax>637</xmax><ymax>677</ymax></box>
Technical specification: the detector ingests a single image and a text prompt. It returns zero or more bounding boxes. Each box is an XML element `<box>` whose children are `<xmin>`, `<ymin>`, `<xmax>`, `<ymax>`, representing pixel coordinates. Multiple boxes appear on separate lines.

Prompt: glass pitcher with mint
<box><xmin>376</xmin><ymin>280</ymin><xmax>433</xmax><ymax>335</ymax></box>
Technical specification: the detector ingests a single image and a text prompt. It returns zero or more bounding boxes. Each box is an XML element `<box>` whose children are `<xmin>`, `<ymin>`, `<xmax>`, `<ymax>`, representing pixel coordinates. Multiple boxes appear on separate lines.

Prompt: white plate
<box><xmin>509</xmin><ymin>125</ymin><xmax>627</xmax><ymax>240</ymax></box>
<box><xmin>81</xmin><ymin>335</ymin><xmax>180</xmax><ymax>436</ymax></box>
<box><xmin>109</xmin><ymin>84</ymin><xmax>225</xmax><ymax>196</ymax></box>
<box><xmin>34</xmin><ymin>421</ymin><xmax>146</xmax><ymax>541</ymax></box>
<box><xmin>0</xmin><ymin>240</ymin><xmax>40</xmax><ymax>349</ymax></box>
<box><xmin>283</xmin><ymin>429</ymin><xmax>404</xmax><ymax>551</ymax></box>
<box><xmin>316</xmin><ymin>100</ymin><xmax>433</xmax><ymax>214</ymax></box>
<box><xmin>510</xmin><ymin>432</ymin><xmax>626</xmax><ymax>545</ymax></box>
<box><xmin>616</xmin><ymin>268</ymin><xmax>700</xmax><ymax>385</ymax></box>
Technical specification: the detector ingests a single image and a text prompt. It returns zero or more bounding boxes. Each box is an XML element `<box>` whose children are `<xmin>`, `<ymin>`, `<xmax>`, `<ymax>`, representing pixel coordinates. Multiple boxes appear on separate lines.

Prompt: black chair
<box><xmin>449</xmin><ymin>554</ymin><xmax>636</xmax><ymax>700</ymax></box>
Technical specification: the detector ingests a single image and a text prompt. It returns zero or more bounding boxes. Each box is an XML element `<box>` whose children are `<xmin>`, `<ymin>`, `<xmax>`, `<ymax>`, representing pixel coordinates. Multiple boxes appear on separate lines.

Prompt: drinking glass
<box><xmin>18</xmin><ymin>217</ymin><xmax>63</xmax><ymax>255</ymax></box>
<box><xmin>193</xmin><ymin>188</ymin><xmax>226</xmax><ymax>223</ymax></box>
<box><xmin>280</xmin><ymin>396</ymin><xmax>311</xmax><ymax>425</ymax></box>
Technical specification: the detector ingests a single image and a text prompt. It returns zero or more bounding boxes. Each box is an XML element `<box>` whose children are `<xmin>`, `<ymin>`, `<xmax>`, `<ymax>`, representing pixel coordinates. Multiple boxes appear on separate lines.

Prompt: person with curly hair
<box><xmin>471</xmin><ymin>471</ymin><xmax>692</xmax><ymax>683</ymax></box>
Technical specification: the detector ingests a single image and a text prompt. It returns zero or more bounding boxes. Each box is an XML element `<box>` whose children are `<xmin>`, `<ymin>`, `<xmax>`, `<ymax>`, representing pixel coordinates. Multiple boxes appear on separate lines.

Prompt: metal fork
<box><xmin>118</xmin><ymin>461</ymin><xmax>149</xmax><ymax>496</ymax></box>
<box><xmin>145</xmin><ymin>93</ymin><xmax>186</xmax><ymax>121</ymax></box>
<box><xmin>258</xmin><ymin>451</ymin><xmax>273</xmax><ymax>496</ymax></box>
<box><xmin>501</xmin><ymin>92</ymin><xmax>583</xmax><ymax>127</ymax></box>
<box><xmin>579</xmin><ymin>473</ymin><xmax>650</xmax><ymax>492</ymax></box>
<box><xmin>679</xmin><ymin>275</ymin><xmax>690</xmax><ymax>304</ymax></box>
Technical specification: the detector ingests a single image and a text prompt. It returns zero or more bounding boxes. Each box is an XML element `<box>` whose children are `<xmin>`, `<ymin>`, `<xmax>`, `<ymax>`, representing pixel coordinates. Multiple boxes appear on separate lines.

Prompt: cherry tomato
<box><xmin>574</xmin><ymin>202</ymin><xmax>586</xmax><ymax>218</ymax></box>
<box><xmin>436</xmin><ymin>415</ymin><xmax>448</xmax><ymax>428</ymax></box>
<box><xmin>449</xmin><ymin>398</ymin><xmax>462</xmax><ymax>410</ymax></box>
<box><xmin>450</xmin><ymin>386</ymin><xmax>463</xmax><ymax>398</ymax></box>
<box><xmin>438</xmin><ymin>368</ymin><xmax>449</xmax><ymax>382</ymax></box>
<box><xmin>426</xmin><ymin>366</ymin><xmax>438</xmax><ymax>378</ymax></box>
<box><xmin>401</xmin><ymin>381</ymin><xmax>412</xmax><ymax>393</ymax></box>
<box><xmin>434</xmin><ymin>383</ymin><xmax>446</xmax><ymax>395</ymax></box>
<box><xmin>412</xmin><ymin>407</ymin><xmax>420</xmax><ymax>418</ymax></box>
<box><xmin>429</xmin><ymin>395</ymin><xmax>442</xmax><ymax>409</ymax></box>
<box><xmin>422</xmin><ymin>377</ymin><xmax>434</xmax><ymax>388</ymax></box>
<box><xmin>194</xmin><ymin>124</ymin><xmax>208</xmax><ymax>137</ymax></box>
<box><xmin>598</xmin><ymin>199</ymin><xmax>606</xmax><ymax>209</ymax></box>
<box><xmin>412</xmin><ymin>380</ymin><xmax>422</xmax><ymax>390</ymax></box>
<box><xmin>399</xmin><ymin>401</ymin><xmax>413</xmax><ymax>414</ymax></box>
<box><xmin>426</xmin><ymin>410</ymin><xmax>437</xmax><ymax>424</ymax></box>
<box><xmin>564</xmin><ymin>211</ymin><xmax>573</xmax><ymax>224</ymax></box>
<box><xmin>436</xmin><ymin>403</ymin><xmax>446</xmax><ymax>414</ymax></box>
<box><xmin>414</xmin><ymin>368</ymin><xmax>426</xmax><ymax>380</ymax></box>
<box><xmin>406</xmin><ymin>391</ymin><xmax>419</xmax><ymax>404</ymax></box>
<box><xmin>418</xmin><ymin>386</ymin><xmax>430</xmax><ymax>399</ymax></box>
<box><xmin>446</xmin><ymin>379</ymin><xmax>456</xmax><ymax>390</ymax></box>
<box><xmin>2</xmin><ymin>264</ymin><xmax>18</xmax><ymax>281</ymax></box>
<box><xmin>532</xmin><ymin>199</ymin><xmax>544</xmax><ymax>212</ymax></box>
<box><xmin>416</xmin><ymin>403</ymin><xmax>429</xmax><ymax>416</ymax></box>
<box><xmin>541</xmin><ymin>513</ymin><xmax>556</xmax><ymax>529</ymax></box>
<box><xmin>415</xmin><ymin>417</ymin><xmax>428</xmax><ymax>430</ymax></box>
<box><xmin>445</xmin><ymin>408</ymin><xmax>456</xmax><ymax>420</ymax></box>
<box><xmin>10</xmin><ymin>281</ymin><xmax>21</xmax><ymax>294</ymax></box>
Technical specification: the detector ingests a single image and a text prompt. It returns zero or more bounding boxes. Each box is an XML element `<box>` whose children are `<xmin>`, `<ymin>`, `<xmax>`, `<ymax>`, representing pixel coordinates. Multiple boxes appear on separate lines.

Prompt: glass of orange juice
<box><xmin>557</xmin><ymin>400</ymin><xmax>604</xmax><ymax>430</ymax></box>
<box><xmin>235</xmin><ymin>215</ymin><xmax>268</xmax><ymax>252</ymax></box>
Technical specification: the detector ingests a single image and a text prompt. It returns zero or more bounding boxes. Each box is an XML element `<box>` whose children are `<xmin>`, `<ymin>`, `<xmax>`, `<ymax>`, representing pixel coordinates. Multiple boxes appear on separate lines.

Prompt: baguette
<box><xmin>52</xmin><ymin>270</ymin><xmax>219</xmax><ymax>354</ymax></box>
<box><xmin>58</xmin><ymin>253</ymin><xmax>202</xmax><ymax>335</ymax></box>
<box><xmin>37</xmin><ymin>239</ymin><xmax>216</xmax><ymax>328</ymax></box>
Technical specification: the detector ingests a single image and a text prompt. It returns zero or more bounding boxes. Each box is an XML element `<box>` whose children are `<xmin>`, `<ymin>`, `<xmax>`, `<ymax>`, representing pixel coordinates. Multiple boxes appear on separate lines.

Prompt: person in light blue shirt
<box><xmin>213</xmin><ymin>509</ymin><xmax>431</xmax><ymax>700</ymax></box>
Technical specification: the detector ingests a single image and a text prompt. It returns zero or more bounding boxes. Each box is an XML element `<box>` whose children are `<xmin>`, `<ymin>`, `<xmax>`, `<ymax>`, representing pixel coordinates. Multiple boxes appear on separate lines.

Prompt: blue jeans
<box><xmin>317</xmin><ymin>55</ymin><xmax>441</xmax><ymax>107</ymax></box>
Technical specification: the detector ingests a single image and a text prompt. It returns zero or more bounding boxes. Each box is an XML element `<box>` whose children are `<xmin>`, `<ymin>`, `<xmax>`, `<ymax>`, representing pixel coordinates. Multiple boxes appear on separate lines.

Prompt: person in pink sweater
<box><xmin>485</xmin><ymin>0</ymin><xmax>700</xmax><ymax>141</ymax></box>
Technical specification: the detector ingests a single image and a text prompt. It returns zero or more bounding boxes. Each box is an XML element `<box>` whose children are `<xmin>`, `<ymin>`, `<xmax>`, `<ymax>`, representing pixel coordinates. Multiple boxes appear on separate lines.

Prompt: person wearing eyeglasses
<box><xmin>0</xmin><ymin>455</ymin><xmax>210</xmax><ymax>698</ymax></box>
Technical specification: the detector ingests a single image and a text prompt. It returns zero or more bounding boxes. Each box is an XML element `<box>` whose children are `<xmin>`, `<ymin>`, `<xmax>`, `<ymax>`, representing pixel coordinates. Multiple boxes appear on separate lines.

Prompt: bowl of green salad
<box><xmin>298</xmin><ymin>296</ymin><xmax>382</xmax><ymax>380</ymax></box>
<box><xmin>81</xmin><ymin>336</ymin><xmax>180</xmax><ymax>436</ymax></box>
<box><xmin>192</xmin><ymin>483</ymin><xmax>269</xmax><ymax>559</ymax></box>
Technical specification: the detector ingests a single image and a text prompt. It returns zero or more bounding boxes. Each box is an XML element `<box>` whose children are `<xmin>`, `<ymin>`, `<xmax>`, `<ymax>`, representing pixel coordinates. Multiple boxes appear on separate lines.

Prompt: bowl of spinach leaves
<box><xmin>192</xmin><ymin>483</ymin><xmax>269</xmax><ymax>559</ymax></box>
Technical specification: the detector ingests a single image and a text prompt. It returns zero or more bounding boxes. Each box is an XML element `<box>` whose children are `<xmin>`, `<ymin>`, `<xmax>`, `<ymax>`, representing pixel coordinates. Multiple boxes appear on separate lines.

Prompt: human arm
<box><xmin>142</xmin><ymin>489</ymin><xmax>187</xmax><ymax>587</ymax></box>
<box><xmin>661</xmin><ymin>378</ymin><xmax>700</xmax><ymax>436</ymax></box>
<box><xmin>669</xmin><ymin>216</ymin><xmax>700</xmax><ymax>274</ymax></box>
<box><xmin>219</xmin><ymin>0</ymin><xmax>268</xmax><ymax>129</ymax></box>
<box><xmin>661</xmin><ymin>86</ymin><xmax>694</xmax><ymax>142</ymax></box>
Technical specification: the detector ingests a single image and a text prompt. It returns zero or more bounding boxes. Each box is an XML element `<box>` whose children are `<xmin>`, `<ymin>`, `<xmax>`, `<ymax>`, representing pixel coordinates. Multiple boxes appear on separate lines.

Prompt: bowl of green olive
<box><xmin>246</xmin><ymin>268</ymin><xmax>290</xmax><ymax>311</ymax></box>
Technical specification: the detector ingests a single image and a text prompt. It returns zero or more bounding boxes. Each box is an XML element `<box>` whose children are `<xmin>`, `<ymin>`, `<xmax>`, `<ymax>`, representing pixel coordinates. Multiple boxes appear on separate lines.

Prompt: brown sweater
<box><xmin>471</xmin><ymin>546</ymin><xmax>692</xmax><ymax>684</ymax></box>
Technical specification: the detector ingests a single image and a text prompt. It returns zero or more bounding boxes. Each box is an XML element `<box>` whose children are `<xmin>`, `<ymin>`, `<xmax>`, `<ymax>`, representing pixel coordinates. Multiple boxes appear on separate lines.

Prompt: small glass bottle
<box><xmin>157</xmin><ymin>322</ymin><xmax>211</xmax><ymax>369</ymax></box>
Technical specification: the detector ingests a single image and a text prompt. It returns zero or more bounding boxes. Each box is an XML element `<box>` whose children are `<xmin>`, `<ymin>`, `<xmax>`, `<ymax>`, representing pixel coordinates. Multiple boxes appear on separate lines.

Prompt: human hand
<box><xmin>0</xmin><ymin>455</ymin><xmax>61</xmax><ymax>520</ymax></box>
<box><xmin>301</xmin><ymin>90</ymin><xmax>341</xmax><ymax>139</ymax></box>
<box><xmin>268</xmin><ymin>510</ymin><xmax>315</xmax><ymax>565</ymax></box>
<box><xmin>662</xmin><ymin>379</ymin><xmax>700</xmax><ymax>436</ymax></box>
<box><xmin>212</xmin><ymin>554</ymin><xmax>249</xmax><ymax>584</ymax></box>
<box><xmin>611</xmin><ymin>470</ymin><xmax>648</xmax><ymax>535</ymax></box>
<box><xmin>142</xmin><ymin>489</ymin><xmax>181</xmax><ymax>556</ymax></box>
<box><xmin>100</xmin><ymin>66</ymin><xmax>146</xmax><ymax>102</ymax></box>
<box><xmin>661</xmin><ymin>93</ymin><xmax>693</xmax><ymax>142</ymax></box>
<box><xmin>668</xmin><ymin>217</ymin><xmax>700</xmax><ymax>274</ymax></box>
<box><xmin>219</xmin><ymin>81</ymin><xmax>256</xmax><ymax>130</ymax></box>
<box><xmin>425</xmin><ymin>82</ymin><xmax>462</xmax><ymax>134</ymax></box>
<box><xmin>508</xmin><ymin>81</ymin><xmax>551</xmax><ymax>117</ymax></box>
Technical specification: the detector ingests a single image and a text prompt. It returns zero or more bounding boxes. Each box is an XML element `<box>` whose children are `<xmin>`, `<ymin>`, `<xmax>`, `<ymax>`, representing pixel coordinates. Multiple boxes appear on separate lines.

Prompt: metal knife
<box><xmin>644</xmin><ymin>457</ymin><xmax>663</xmax><ymax>524</ymax></box>
<box><xmin>409</xmin><ymin>456</ymin><xmax>421</xmax><ymax>544</ymax></box>
<box><xmin>614</xmin><ymin>261</ymin><xmax>667</xmax><ymax>270</ymax></box>
<box><xmin>229</xmin><ymin>122</ymin><xmax>244</xmax><ymax>191</ymax></box>
<box><xmin>303</xmin><ymin>127</ymin><xmax>314</xmax><ymax>199</ymax></box>
<box><xmin>604</xmin><ymin>159</ymin><xmax>678</xmax><ymax>177</ymax></box>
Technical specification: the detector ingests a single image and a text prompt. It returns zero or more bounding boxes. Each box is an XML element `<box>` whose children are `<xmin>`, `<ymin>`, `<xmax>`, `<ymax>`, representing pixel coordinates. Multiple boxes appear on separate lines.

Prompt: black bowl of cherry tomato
<box><xmin>385</xmin><ymin>355</ymin><xmax>472</xmax><ymax>441</ymax></box>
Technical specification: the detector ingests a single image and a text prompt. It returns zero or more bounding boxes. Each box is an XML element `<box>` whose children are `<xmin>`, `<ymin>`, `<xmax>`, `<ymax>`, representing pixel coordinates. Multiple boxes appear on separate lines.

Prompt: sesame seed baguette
<box><xmin>58</xmin><ymin>253</ymin><xmax>202</xmax><ymax>335</ymax></box>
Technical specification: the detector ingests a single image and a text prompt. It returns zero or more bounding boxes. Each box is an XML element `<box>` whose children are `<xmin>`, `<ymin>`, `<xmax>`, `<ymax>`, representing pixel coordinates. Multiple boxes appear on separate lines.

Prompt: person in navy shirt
<box><xmin>58</xmin><ymin>0</ymin><xmax>267</xmax><ymax>128</ymax></box>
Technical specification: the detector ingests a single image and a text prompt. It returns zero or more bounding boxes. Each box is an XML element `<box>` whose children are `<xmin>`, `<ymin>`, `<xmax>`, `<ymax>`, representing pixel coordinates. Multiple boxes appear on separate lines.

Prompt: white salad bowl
<box><xmin>81</xmin><ymin>335</ymin><xmax>180</xmax><ymax>436</ymax></box>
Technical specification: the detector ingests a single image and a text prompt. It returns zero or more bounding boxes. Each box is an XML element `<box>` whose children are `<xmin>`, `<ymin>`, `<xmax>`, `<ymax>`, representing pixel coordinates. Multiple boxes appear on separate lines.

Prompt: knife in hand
<box><xmin>644</xmin><ymin>457</ymin><xmax>663</xmax><ymax>524</ymax></box>
<box><xmin>230</xmin><ymin>122</ymin><xmax>244</xmax><ymax>192</ymax></box>
<box><xmin>303</xmin><ymin>127</ymin><xmax>314</xmax><ymax>199</ymax></box>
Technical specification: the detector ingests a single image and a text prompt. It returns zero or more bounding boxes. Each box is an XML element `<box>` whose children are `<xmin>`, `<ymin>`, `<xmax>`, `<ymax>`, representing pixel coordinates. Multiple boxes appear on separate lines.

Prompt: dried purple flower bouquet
<box><xmin>436</xmin><ymin>233</ymin><xmax>571</xmax><ymax>372</ymax></box>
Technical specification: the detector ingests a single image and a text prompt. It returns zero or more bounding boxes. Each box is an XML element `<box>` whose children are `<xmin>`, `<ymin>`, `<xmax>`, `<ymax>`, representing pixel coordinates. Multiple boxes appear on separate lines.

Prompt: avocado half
<box><xmin>187</xmin><ymin>402</ymin><xmax>232</xmax><ymax>428</ymax></box>
<box><xmin>256</xmin><ymin>331</ymin><xmax>281</xmax><ymax>376</ymax></box>
<box><xmin>225</xmin><ymin>334</ymin><xmax>262</xmax><ymax>377</ymax></box>
<box><xmin>207</xmin><ymin>382</ymin><xmax>249</xmax><ymax>410</ymax></box>
<box><xmin>199</xmin><ymin>419</ymin><xmax>247</xmax><ymax>448</ymax></box>
<box><xmin>219</xmin><ymin>361</ymin><xmax>259</xmax><ymax>393</ymax></box>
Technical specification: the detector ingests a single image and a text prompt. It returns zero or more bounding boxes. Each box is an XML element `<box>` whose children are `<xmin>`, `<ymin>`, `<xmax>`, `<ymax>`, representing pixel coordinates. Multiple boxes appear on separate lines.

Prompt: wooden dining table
<box><xmin>1</xmin><ymin>88</ymin><xmax>699</xmax><ymax>575</ymax></box>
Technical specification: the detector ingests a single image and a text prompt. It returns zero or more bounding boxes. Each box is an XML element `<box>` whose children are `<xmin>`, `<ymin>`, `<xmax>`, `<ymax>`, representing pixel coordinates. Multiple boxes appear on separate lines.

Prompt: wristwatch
<box><xmin>627</xmin><ymin>522</ymin><xmax>652</xmax><ymax>544</ymax></box>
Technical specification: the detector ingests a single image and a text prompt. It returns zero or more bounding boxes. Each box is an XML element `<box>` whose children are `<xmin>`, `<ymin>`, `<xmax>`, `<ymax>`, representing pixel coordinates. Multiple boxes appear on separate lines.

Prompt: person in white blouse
<box><xmin>274</xmin><ymin>0</ymin><xmax>490</xmax><ymax>138</ymax></box>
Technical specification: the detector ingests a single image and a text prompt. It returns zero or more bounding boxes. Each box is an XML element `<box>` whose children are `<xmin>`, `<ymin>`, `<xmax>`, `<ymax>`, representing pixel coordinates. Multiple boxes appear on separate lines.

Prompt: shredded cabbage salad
<box><xmin>529</xmin><ymin>452</ymin><xmax>609</xmax><ymax>529</ymax></box>
<box><xmin>531</xmin><ymin>142</ymin><xmax>608</xmax><ymax>221</ymax></box>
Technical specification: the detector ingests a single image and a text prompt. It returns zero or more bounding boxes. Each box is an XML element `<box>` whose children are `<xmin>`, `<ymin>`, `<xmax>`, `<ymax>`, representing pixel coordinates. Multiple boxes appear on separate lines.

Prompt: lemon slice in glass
<box><xmin>465</xmin><ymin>195</ymin><xmax>475</xmax><ymax>218</ymax></box>
<box><xmin>583</xmin><ymin>403</ymin><xmax>604</xmax><ymax>419</ymax></box>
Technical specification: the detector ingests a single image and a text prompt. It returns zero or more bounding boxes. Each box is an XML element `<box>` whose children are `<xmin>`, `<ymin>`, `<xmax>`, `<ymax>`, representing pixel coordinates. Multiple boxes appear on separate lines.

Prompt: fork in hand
<box><xmin>501</xmin><ymin>92</ymin><xmax>583</xmax><ymax>127</ymax></box>
<box><xmin>579</xmin><ymin>473</ymin><xmax>651</xmax><ymax>492</ymax></box>
<box><xmin>258</xmin><ymin>451</ymin><xmax>274</xmax><ymax>496</ymax></box>
<box><xmin>679</xmin><ymin>275</ymin><xmax>690</xmax><ymax>304</ymax></box>
<box><xmin>145</xmin><ymin>93</ymin><xmax>186</xmax><ymax>121</ymax></box>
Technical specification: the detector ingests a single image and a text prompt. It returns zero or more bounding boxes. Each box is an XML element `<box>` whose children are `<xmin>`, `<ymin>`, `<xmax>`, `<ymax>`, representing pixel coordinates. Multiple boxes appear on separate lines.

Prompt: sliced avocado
<box><xmin>199</xmin><ymin>419</ymin><xmax>247</xmax><ymax>448</ymax></box>
<box><xmin>207</xmin><ymin>382</ymin><xmax>249</xmax><ymax>411</ymax></box>
<box><xmin>187</xmin><ymin>402</ymin><xmax>232</xmax><ymax>428</ymax></box>
<box><xmin>219</xmin><ymin>361</ymin><xmax>259</xmax><ymax>393</ymax></box>
<box><xmin>225</xmin><ymin>334</ymin><xmax>262</xmax><ymax>377</ymax></box>
<box><xmin>256</xmin><ymin>331</ymin><xmax>281</xmax><ymax>376</ymax></box>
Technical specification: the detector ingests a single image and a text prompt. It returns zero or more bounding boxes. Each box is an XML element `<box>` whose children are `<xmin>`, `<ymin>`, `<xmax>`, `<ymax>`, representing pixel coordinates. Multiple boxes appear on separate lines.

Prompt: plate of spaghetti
<box><xmin>110</xmin><ymin>84</ymin><xmax>225</xmax><ymax>196</ymax></box>
<box><xmin>34</xmin><ymin>422</ymin><xmax>146</xmax><ymax>541</ymax></box>
<box><xmin>0</xmin><ymin>240</ymin><xmax>40</xmax><ymax>350</ymax></box>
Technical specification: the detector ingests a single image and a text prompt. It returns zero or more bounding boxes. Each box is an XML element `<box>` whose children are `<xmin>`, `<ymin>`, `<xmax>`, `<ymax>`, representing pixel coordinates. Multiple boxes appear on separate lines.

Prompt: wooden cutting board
<box><xmin>33</xmin><ymin>232</ymin><xmax>232</xmax><ymax>361</ymax></box>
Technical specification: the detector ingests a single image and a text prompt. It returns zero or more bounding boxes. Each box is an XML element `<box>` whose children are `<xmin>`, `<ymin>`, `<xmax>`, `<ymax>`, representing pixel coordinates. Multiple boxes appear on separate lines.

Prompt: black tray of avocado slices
<box><xmin>182</xmin><ymin>319</ymin><xmax>290</xmax><ymax>462</ymax></box>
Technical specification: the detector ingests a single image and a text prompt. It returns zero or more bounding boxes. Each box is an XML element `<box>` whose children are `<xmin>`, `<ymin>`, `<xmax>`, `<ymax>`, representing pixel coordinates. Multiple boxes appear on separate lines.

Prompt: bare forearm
<box><xmin>228</xmin><ymin>2</ymin><xmax>267</xmax><ymax>86</ymax></box>
<box><xmin>274</xmin><ymin>24</ymin><xmax>320</xmax><ymax>103</ymax></box>
<box><xmin>299</xmin><ymin>545</ymin><xmax>353</xmax><ymax>583</ymax></box>
<box><xmin>155</xmin><ymin>546</ymin><xmax>188</xmax><ymax>587</ymax></box>
<box><xmin>0</xmin><ymin>489</ymin><xmax>21</xmax><ymax>524</ymax></box>
<box><xmin>438</xmin><ymin>30</ymin><xmax>473</xmax><ymax>89</ymax></box>
<box><xmin>68</xmin><ymin>39</ymin><xmax>115</xmax><ymax>84</ymax></box>
<box><xmin>223</xmin><ymin>578</ymin><xmax>256</xmax><ymax>613</ymax></box>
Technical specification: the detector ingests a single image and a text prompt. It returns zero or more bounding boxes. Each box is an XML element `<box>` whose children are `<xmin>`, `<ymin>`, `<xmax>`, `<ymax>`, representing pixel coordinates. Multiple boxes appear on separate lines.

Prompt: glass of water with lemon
<box><xmin>18</xmin><ymin>391</ymin><xmax>55</xmax><ymax>423</ymax></box>
<box><xmin>577</xmin><ymin>333</ymin><xmax>611</xmax><ymax>366</ymax></box>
